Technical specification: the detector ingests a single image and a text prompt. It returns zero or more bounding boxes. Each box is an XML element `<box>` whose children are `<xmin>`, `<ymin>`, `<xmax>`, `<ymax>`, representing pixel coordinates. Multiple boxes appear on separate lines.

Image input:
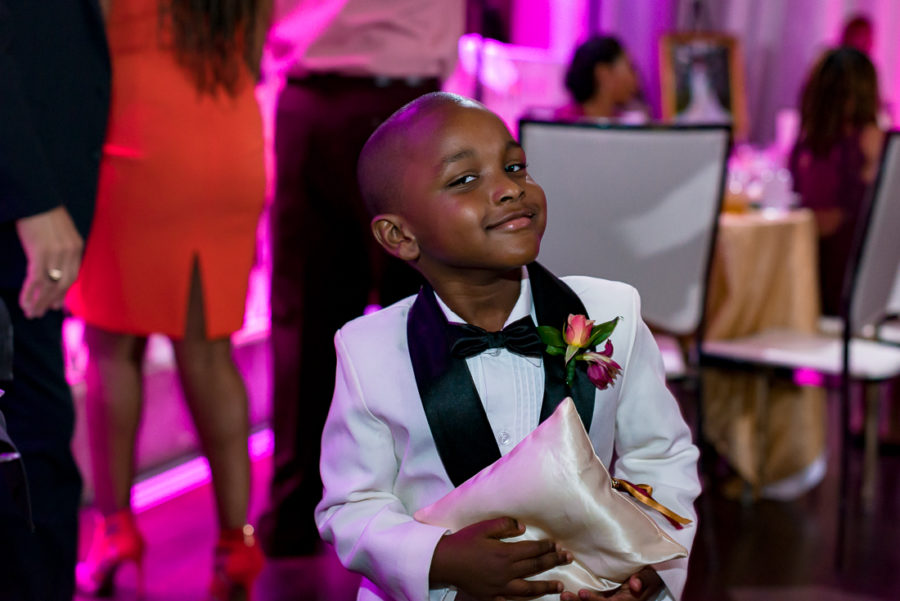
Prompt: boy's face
<box><xmin>395</xmin><ymin>104</ymin><xmax>547</xmax><ymax>279</ymax></box>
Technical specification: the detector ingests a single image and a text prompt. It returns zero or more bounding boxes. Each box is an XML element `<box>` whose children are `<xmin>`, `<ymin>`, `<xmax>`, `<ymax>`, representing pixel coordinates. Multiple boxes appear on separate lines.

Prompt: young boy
<box><xmin>315</xmin><ymin>92</ymin><xmax>700</xmax><ymax>601</ymax></box>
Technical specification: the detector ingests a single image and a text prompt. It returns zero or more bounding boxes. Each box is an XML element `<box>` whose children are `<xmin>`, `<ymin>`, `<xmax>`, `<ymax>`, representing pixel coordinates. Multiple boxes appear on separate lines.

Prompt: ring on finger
<box><xmin>46</xmin><ymin>268</ymin><xmax>64</xmax><ymax>282</ymax></box>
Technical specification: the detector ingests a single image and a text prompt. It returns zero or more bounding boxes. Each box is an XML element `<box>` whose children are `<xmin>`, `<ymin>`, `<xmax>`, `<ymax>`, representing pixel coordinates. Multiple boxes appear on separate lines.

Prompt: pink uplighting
<box><xmin>131</xmin><ymin>428</ymin><xmax>273</xmax><ymax>512</ymax></box>
<box><xmin>793</xmin><ymin>367</ymin><xmax>825</xmax><ymax>388</ymax></box>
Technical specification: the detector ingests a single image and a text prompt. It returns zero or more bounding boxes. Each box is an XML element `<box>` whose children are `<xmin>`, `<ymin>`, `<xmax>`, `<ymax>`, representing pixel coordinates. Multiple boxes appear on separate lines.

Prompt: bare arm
<box><xmin>859</xmin><ymin>123</ymin><xmax>885</xmax><ymax>184</ymax></box>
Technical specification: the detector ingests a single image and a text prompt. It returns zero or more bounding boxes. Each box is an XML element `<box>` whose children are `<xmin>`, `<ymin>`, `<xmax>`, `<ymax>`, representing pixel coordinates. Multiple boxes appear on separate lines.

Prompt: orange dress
<box><xmin>68</xmin><ymin>0</ymin><xmax>265</xmax><ymax>339</ymax></box>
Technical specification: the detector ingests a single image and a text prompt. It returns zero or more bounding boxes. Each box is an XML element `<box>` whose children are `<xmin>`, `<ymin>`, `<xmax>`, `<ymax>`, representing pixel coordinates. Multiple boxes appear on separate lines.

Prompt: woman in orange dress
<box><xmin>68</xmin><ymin>1</ymin><xmax>269</xmax><ymax>598</ymax></box>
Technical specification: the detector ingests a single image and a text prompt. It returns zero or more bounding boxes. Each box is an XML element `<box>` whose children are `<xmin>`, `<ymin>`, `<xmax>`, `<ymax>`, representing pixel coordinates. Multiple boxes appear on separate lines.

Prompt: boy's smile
<box><xmin>392</xmin><ymin>103</ymin><xmax>547</xmax><ymax>283</ymax></box>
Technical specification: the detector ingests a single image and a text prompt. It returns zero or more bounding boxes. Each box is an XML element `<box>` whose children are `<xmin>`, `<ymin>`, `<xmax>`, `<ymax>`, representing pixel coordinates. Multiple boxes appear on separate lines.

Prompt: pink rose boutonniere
<box><xmin>537</xmin><ymin>314</ymin><xmax>622</xmax><ymax>390</ymax></box>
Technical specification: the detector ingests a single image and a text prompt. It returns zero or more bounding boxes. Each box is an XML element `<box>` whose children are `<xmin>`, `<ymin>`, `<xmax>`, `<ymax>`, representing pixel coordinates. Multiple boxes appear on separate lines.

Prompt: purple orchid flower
<box><xmin>582</xmin><ymin>340</ymin><xmax>622</xmax><ymax>390</ymax></box>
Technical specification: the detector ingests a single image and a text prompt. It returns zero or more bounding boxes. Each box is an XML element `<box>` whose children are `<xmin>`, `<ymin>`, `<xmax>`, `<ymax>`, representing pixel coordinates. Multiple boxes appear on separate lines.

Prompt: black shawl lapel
<box><xmin>407</xmin><ymin>263</ymin><xmax>596</xmax><ymax>487</ymax></box>
<box><xmin>527</xmin><ymin>263</ymin><xmax>596</xmax><ymax>429</ymax></box>
<box><xmin>407</xmin><ymin>287</ymin><xmax>501</xmax><ymax>487</ymax></box>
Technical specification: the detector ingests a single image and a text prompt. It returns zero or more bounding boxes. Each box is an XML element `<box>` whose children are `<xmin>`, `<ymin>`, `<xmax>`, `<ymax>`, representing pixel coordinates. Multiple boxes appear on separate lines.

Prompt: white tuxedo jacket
<box><xmin>315</xmin><ymin>276</ymin><xmax>701</xmax><ymax>601</ymax></box>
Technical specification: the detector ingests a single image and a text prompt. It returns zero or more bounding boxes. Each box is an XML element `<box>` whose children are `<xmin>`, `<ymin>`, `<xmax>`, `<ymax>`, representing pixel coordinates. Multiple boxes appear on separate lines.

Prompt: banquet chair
<box><xmin>518</xmin><ymin>120</ymin><xmax>730</xmax><ymax>385</ymax></box>
<box><xmin>879</xmin><ymin>319</ymin><xmax>900</xmax><ymax>345</ymax></box>
<box><xmin>519</xmin><ymin>120</ymin><xmax>730</xmax><ymax>588</ymax></box>
<box><xmin>701</xmin><ymin>131</ymin><xmax>900</xmax><ymax>566</ymax></box>
<box><xmin>876</xmin><ymin>269</ymin><xmax>900</xmax><ymax>345</ymax></box>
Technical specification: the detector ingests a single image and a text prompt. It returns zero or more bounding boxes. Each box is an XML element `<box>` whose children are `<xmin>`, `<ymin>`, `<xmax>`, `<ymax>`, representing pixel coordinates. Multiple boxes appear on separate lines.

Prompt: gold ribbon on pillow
<box><xmin>611</xmin><ymin>478</ymin><xmax>692</xmax><ymax>529</ymax></box>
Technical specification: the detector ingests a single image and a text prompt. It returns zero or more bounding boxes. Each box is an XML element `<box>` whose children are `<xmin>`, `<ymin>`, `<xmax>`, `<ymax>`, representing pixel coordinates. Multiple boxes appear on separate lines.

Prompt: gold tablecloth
<box><xmin>703</xmin><ymin>209</ymin><xmax>827</xmax><ymax>489</ymax></box>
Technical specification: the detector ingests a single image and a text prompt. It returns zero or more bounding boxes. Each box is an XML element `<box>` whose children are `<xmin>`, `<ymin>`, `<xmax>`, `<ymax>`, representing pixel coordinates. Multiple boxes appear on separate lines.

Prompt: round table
<box><xmin>703</xmin><ymin>208</ymin><xmax>827</xmax><ymax>497</ymax></box>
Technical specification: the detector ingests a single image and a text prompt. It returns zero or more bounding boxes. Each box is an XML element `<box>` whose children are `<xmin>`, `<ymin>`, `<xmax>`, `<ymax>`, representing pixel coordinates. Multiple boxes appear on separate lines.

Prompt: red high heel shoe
<box><xmin>76</xmin><ymin>510</ymin><xmax>145</xmax><ymax>597</ymax></box>
<box><xmin>210</xmin><ymin>524</ymin><xmax>265</xmax><ymax>601</ymax></box>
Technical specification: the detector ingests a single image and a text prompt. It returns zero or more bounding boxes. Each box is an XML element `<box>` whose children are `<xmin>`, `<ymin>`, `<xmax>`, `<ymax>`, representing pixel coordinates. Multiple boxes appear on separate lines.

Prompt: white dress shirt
<box><xmin>434</xmin><ymin>273</ymin><xmax>545</xmax><ymax>454</ymax></box>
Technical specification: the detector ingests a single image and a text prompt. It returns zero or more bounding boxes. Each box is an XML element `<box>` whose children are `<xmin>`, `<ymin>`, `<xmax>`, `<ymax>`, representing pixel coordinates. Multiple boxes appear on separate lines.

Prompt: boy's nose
<box><xmin>491</xmin><ymin>174</ymin><xmax>525</xmax><ymax>204</ymax></box>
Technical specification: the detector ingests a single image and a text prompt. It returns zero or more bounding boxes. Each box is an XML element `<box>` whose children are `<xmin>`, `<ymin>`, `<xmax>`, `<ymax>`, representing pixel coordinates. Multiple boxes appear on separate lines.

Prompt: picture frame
<box><xmin>659</xmin><ymin>32</ymin><xmax>748</xmax><ymax>140</ymax></box>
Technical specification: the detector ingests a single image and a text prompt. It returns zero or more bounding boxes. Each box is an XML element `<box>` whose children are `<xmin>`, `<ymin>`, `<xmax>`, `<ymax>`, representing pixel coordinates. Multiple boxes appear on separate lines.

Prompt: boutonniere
<box><xmin>537</xmin><ymin>314</ymin><xmax>622</xmax><ymax>390</ymax></box>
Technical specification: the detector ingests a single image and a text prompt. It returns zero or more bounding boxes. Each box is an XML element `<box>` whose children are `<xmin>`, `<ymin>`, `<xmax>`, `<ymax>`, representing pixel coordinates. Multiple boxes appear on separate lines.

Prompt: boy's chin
<box><xmin>514</xmin><ymin>243</ymin><xmax>542</xmax><ymax>267</ymax></box>
<box><xmin>491</xmin><ymin>251</ymin><xmax>540</xmax><ymax>274</ymax></box>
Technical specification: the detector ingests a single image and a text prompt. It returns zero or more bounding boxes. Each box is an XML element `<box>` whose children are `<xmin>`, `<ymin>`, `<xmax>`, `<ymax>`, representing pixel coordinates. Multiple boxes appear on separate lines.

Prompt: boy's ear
<box><xmin>371</xmin><ymin>214</ymin><xmax>420</xmax><ymax>262</ymax></box>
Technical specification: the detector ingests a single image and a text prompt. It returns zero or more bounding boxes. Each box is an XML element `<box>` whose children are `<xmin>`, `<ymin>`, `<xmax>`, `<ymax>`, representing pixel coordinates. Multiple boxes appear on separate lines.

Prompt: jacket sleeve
<box><xmin>315</xmin><ymin>329</ymin><xmax>449</xmax><ymax>601</ymax></box>
<box><xmin>0</xmin><ymin>1</ymin><xmax>65</xmax><ymax>225</ymax></box>
<box><xmin>611</xmin><ymin>287</ymin><xmax>701</xmax><ymax>601</ymax></box>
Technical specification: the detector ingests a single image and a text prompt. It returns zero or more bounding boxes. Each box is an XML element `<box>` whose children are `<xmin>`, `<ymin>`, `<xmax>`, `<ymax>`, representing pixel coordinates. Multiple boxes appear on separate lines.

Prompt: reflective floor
<box><xmin>75</xmin><ymin>379</ymin><xmax>900</xmax><ymax>601</ymax></box>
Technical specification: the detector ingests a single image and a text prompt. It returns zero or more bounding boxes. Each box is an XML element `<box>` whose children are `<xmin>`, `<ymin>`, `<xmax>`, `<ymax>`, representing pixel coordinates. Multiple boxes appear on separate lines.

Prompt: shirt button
<box><xmin>498</xmin><ymin>431</ymin><xmax>511</xmax><ymax>446</ymax></box>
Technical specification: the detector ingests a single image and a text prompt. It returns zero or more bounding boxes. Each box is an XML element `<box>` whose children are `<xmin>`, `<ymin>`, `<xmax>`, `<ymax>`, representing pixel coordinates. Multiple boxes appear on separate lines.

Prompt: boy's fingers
<box><xmin>482</xmin><ymin>516</ymin><xmax>525</xmax><ymax>539</ymax></box>
<box><xmin>504</xmin><ymin>578</ymin><xmax>563</xmax><ymax>599</ymax></box>
<box><xmin>506</xmin><ymin>538</ymin><xmax>558</xmax><ymax>562</ymax></box>
<box><xmin>512</xmin><ymin>545</ymin><xmax>571</xmax><ymax>577</ymax></box>
<box><xmin>628</xmin><ymin>574</ymin><xmax>643</xmax><ymax>593</ymax></box>
<box><xmin>628</xmin><ymin>567</ymin><xmax>662</xmax><ymax>600</ymax></box>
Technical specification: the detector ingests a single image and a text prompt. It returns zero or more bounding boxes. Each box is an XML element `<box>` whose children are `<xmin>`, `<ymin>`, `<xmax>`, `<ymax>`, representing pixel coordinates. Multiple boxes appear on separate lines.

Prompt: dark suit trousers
<box><xmin>261</xmin><ymin>76</ymin><xmax>435</xmax><ymax>555</ymax></box>
<box><xmin>0</xmin><ymin>289</ymin><xmax>81</xmax><ymax>601</ymax></box>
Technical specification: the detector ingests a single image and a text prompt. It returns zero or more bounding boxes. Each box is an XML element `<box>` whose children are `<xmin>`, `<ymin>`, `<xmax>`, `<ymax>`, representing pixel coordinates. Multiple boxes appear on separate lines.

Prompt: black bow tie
<box><xmin>449</xmin><ymin>316</ymin><xmax>544</xmax><ymax>359</ymax></box>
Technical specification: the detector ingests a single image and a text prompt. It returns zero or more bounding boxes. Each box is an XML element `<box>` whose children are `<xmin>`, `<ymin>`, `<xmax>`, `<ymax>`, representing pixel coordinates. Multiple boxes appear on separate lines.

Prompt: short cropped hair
<box><xmin>357</xmin><ymin>92</ymin><xmax>483</xmax><ymax>217</ymax></box>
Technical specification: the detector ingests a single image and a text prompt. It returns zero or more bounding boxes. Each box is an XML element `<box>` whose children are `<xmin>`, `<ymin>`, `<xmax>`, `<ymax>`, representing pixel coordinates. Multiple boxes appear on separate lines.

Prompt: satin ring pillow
<box><xmin>414</xmin><ymin>397</ymin><xmax>687</xmax><ymax>594</ymax></box>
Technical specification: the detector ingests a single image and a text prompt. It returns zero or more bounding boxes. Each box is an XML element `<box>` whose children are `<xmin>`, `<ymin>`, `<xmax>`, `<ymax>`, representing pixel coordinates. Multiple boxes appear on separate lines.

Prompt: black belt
<box><xmin>286</xmin><ymin>73</ymin><xmax>440</xmax><ymax>90</ymax></box>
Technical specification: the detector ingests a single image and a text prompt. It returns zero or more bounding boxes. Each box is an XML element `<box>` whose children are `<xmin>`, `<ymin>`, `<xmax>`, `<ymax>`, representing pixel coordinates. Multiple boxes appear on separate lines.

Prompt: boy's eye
<box><xmin>506</xmin><ymin>162</ymin><xmax>528</xmax><ymax>173</ymax></box>
<box><xmin>449</xmin><ymin>174</ymin><xmax>477</xmax><ymax>187</ymax></box>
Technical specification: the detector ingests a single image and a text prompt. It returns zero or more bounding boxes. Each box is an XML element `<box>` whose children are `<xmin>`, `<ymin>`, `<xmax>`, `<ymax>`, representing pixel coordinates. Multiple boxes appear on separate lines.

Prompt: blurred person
<box><xmin>841</xmin><ymin>13</ymin><xmax>874</xmax><ymax>56</ymax></box>
<box><xmin>556</xmin><ymin>35</ymin><xmax>648</xmax><ymax>123</ymax></box>
<box><xmin>0</xmin><ymin>1</ymin><xmax>110</xmax><ymax>600</ymax></box>
<box><xmin>789</xmin><ymin>47</ymin><xmax>884</xmax><ymax>317</ymax></box>
<box><xmin>838</xmin><ymin>13</ymin><xmax>894</xmax><ymax>128</ymax></box>
<box><xmin>258</xmin><ymin>0</ymin><xmax>465</xmax><ymax>558</ymax></box>
<box><xmin>66</xmin><ymin>0</ymin><xmax>270</xmax><ymax>598</ymax></box>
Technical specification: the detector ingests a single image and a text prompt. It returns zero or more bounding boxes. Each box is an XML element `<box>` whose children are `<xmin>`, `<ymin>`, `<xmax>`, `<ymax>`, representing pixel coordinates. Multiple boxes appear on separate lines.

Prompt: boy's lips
<box><xmin>486</xmin><ymin>209</ymin><xmax>537</xmax><ymax>231</ymax></box>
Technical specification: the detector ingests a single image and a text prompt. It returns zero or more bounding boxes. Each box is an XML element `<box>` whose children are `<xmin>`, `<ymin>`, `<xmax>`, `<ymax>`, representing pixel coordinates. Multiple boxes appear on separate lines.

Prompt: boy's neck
<box><xmin>428</xmin><ymin>268</ymin><xmax>523</xmax><ymax>332</ymax></box>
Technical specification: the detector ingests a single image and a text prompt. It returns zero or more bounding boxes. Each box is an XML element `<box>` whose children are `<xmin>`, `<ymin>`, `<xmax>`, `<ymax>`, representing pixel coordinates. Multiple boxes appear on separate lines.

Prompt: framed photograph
<box><xmin>659</xmin><ymin>32</ymin><xmax>748</xmax><ymax>140</ymax></box>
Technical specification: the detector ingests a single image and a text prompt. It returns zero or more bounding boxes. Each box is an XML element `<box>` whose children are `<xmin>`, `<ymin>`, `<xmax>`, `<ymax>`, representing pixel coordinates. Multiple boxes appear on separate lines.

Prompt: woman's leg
<box><xmin>171</xmin><ymin>264</ymin><xmax>250</xmax><ymax>530</ymax></box>
<box><xmin>82</xmin><ymin>325</ymin><xmax>147</xmax><ymax>514</ymax></box>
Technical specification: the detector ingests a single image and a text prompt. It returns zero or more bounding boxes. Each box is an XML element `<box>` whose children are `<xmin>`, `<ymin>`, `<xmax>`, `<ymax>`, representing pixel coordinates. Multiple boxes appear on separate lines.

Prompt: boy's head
<box><xmin>358</xmin><ymin>92</ymin><xmax>547</xmax><ymax>283</ymax></box>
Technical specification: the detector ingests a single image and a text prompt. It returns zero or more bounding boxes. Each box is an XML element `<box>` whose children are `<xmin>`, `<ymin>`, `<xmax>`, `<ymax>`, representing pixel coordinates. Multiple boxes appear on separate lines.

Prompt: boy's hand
<box><xmin>430</xmin><ymin>516</ymin><xmax>573</xmax><ymax>601</ymax></box>
<box><xmin>560</xmin><ymin>567</ymin><xmax>663</xmax><ymax>601</ymax></box>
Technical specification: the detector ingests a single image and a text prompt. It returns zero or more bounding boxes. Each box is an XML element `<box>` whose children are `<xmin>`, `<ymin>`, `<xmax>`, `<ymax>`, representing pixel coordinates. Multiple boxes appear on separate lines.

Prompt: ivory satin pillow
<box><xmin>414</xmin><ymin>397</ymin><xmax>687</xmax><ymax>593</ymax></box>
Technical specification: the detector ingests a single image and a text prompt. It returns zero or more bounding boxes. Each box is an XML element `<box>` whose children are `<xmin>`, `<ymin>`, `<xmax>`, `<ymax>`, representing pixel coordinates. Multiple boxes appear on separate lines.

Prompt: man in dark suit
<box><xmin>0</xmin><ymin>1</ymin><xmax>110</xmax><ymax>599</ymax></box>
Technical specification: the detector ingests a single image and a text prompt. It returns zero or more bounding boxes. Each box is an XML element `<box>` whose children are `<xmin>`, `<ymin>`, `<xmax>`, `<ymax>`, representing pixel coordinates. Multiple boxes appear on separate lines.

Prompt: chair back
<box><xmin>519</xmin><ymin>120</ymin><xmax>730</xmax><ymax>336</ymax></box>
<box><xmin>846</xmin><ymin>132</ymin><xmax>900</xmax><ymax>335</ymax></box>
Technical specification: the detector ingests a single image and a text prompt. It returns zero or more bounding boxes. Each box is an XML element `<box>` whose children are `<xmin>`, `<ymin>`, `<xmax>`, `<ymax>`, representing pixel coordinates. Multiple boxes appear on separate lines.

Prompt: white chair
<box><xmin>879</xmin><ymin>320</ymin><xmax>900</xmax><ymax>345</ymax></box>
<box><xmin>702</xmin><ymin>131</ymin><xmax>900</xmax><ymax>565</ymax></box>
<box><xmin>519</xmin><ymin>120</ymin><xmax>730</xmax><ymax>381</ymax></box>
<box><xmin>876</xmin><ymin>268</ymin><xmax>900</xmax><ymax>344</ymax></box>
<box><xmin>519</xmin><ymin>119</ymin><xmax>729</xmax><ymax>582</ymax></box>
